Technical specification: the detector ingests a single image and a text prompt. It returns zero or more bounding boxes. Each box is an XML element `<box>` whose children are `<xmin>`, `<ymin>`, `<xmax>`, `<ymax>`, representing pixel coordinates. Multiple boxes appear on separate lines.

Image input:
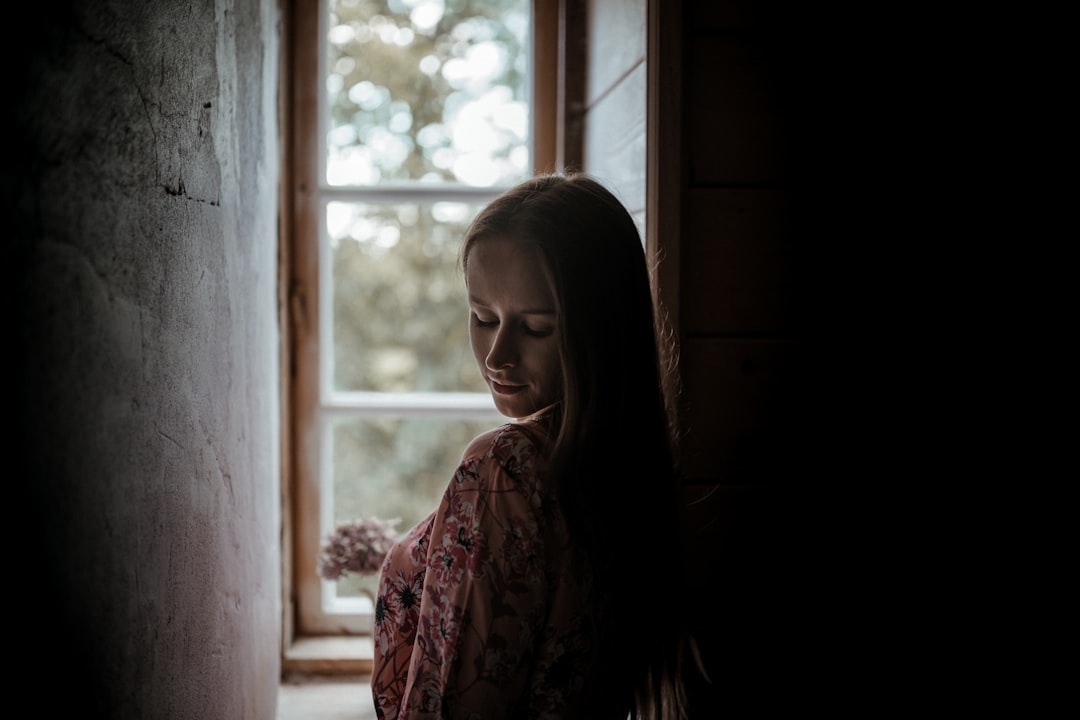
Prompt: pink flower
<box><xmin>316</xmin><ymin>516</ymin><xmax>401</xmax><ymax>580</ymax></box>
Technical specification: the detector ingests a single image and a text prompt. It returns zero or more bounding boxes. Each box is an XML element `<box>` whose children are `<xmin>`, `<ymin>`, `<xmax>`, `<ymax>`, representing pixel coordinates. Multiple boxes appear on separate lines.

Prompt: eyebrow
<box><xmin>469</xmin><ymin>295</ymin><xmax>556</xmax><ymax>315</ymax></box>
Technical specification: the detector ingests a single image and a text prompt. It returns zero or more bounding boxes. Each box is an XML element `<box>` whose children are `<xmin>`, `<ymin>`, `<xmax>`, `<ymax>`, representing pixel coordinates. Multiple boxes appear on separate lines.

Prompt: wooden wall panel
<box><xmin>675</xmin><ymin>0</ymin><xmax>805</xmax><ymax>491</ymax></box>
<box><xmin>655</xmin><ymin>3</ymin><xmax>846</xmax><ymax>712</ymax></box>
<box><xmin>685</xmin><ymin>0</ymin><xmax>780</xmax><ymax>32</ymax></box>
<box><xmin>679</xmin><ymin>481</ymin><xmax>797</xmax><ymax>608</ymax></box>
<box><xmin>685</xmin><ymin>38</ymin><xmax>787</xmax><ymax>186</ymax></box>
<box><xmin>682</xmin><ymin>188</ymin><xmax>798</xmax><ymax>336</ymax></box>
<box><xmin>679</xmin><ymin>338</ymin><xmax>803</xmax><ymax>481</ymax></box>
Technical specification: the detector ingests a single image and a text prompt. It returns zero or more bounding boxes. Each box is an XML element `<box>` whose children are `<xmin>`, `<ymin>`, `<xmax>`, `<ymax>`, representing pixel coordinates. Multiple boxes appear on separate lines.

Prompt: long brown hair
<box><xmin>462</xmin><ymin>172</ymin><xmax>693</xmax><ymax>717</ymax></box>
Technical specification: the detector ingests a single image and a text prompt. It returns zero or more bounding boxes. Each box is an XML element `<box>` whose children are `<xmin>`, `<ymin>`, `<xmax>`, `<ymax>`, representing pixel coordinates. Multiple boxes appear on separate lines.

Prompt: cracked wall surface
<box><xmin>7</xmin><ymin>1</ymin><xmax>282</xmax><ymax>718</ymax></box>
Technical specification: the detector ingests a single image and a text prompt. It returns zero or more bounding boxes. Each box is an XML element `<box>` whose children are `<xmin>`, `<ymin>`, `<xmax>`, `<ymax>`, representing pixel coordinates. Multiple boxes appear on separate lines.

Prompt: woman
<box><xmin>372</xmin><ymin>173</ymin><xmax>693</xmax><ymax>718</ymax></box>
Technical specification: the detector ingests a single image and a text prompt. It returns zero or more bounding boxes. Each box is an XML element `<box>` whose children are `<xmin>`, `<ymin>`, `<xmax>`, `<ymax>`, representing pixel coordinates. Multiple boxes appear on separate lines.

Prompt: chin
<box><xmin>493</xmin><ymin>400</ymin><xmax>536</xmax><ymax>421</ymax></box>
<box><xmin>497</xmin><ymin>405</ymin><xmax>528</xmax><ymax>420</ymax></box>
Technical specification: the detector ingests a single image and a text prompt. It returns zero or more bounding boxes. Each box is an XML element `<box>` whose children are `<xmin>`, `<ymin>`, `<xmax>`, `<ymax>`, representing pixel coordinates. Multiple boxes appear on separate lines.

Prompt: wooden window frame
<box><xmin>279</xmin><ymin>0</ymin><xmax>578</xmax><ymax>658</ymax></box>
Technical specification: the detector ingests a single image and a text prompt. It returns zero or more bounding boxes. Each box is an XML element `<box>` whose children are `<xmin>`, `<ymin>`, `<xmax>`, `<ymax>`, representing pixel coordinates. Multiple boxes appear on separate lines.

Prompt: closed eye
<box><xmin>472</xmin><ymin>312</ymin><xmax>553</xmax><ymax>337</ymax></box>
<box><xmin>471</xmin><ymin>313</ymin><xmax>497</xmax><ymax>328</ymax></box>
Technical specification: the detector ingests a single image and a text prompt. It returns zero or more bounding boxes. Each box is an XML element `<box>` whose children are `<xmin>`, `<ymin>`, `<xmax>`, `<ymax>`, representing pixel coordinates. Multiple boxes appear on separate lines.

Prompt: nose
<box><xmin>485</xmin><ymin>325</ymin><xmax>518</xmax><ymax>370</ymax></box>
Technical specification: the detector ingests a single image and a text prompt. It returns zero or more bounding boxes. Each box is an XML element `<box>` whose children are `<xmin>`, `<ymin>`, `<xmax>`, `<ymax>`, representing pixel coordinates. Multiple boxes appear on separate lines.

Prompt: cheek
<box><xmin>469</xmin><ymin>327</ymin><xmax>487</xmax><ymax>366</ymax></box>
<box><xmin>541</xmin><ymin>345</ymin><xmax>563</xmax><ymax>386</ymax></box>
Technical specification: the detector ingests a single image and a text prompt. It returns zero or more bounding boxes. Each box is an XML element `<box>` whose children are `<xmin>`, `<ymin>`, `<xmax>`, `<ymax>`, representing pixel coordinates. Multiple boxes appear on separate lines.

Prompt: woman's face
<box><xmin>466</xmin><ymin>236</ymin><xmax>562</xmax><ymax>420</ymax></box>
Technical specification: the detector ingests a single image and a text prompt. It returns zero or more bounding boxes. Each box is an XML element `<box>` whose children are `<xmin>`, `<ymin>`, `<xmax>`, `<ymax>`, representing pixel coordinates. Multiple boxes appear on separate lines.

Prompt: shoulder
<box><xmin>459</xmin><ymin>423</ymin><xmax>547</xmax><ymax>483</ymax></box>
<box><xmin>460</xmin><ymin>422</ymin><xmax>541</xmax><ymax>461</ymax></box>
<box><xmin>459</xmin><ymin>425</ymin><xmax>507</xmax><ymax>462</ymax></box>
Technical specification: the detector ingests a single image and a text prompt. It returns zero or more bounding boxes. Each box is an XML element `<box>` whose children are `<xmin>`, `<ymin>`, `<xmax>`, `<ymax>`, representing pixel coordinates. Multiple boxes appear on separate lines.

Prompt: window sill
<box><xmin>283</xmin><ymin>635</ymin><xmax>373</xmax><ymax>677</ymax></box>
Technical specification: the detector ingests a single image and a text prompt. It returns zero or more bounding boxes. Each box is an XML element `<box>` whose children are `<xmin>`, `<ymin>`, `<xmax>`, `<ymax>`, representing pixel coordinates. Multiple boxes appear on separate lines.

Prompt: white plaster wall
<box><xmin>7</xmin><ymin>1</ymin><xmax>282</xmax><ymax>717</ymax></box>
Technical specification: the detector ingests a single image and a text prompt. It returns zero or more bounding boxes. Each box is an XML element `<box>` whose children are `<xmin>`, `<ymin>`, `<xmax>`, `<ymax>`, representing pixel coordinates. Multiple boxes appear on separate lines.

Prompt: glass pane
<box><xmin>331</xmin><ymin>414</ymin><xmax>503</xmax><ymax>600</ymax></box>
<box><xmin>326</xmin><ymin>0</ymin><xmax>531</xmax><ymax>186</ymax></box>
<box><xmin>329</xmin><ymin>200</ymin><xmax>489</xmax><ymax>393</ymax></box>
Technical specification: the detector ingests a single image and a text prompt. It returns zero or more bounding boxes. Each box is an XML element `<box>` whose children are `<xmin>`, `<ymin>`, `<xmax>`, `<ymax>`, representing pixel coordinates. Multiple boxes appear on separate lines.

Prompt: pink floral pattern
<box><xmin>372</xmin><ymin>424</ymin><xmax>593</xmax><ymax>719</ymax></box>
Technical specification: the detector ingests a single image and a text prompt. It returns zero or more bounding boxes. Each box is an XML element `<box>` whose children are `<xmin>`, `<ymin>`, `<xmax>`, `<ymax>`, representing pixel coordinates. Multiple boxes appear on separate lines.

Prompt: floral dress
<box><xmin>371</xmin><ymin>423</ymin><xmax>594</xmax><ymax>719</ymax></box>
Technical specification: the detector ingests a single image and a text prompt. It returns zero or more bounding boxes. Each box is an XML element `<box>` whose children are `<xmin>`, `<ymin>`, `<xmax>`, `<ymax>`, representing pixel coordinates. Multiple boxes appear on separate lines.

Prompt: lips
<box><xmin>489</xmin><ymin>379</ymin><xmax>526</xmax><ymax>395</ymax></box>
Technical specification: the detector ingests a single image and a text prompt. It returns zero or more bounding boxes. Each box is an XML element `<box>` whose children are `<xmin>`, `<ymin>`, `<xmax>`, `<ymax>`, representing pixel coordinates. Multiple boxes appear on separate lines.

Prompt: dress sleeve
<box><xmin>398</xmin><ymin>428</ymin><xmax>549</xmax><ymax>718</ymax></box>
<box><xmin>371</xmin><ymin>515</ymin><xmax>432</xmax><ymax>718</ymax></box>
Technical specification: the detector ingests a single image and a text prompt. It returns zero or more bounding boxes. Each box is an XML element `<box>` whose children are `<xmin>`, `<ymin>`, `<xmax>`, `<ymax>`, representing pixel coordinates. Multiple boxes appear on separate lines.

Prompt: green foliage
<box><xmin>327</xmin><ymin>0</ymin><xmax>529</xmax><ymax>185</ymax></box>
<box><xmin>331</xmin><ymin>201</ymin><xmax>489</xmax><ymax>393</ymax></box>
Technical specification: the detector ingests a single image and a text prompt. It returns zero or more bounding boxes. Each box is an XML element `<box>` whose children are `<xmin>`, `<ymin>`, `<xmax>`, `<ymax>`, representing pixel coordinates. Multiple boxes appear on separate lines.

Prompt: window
<box><xmin>285</xmin><ymin>0</ymin><xmax>561</xmax><ymax>638</ymax></box>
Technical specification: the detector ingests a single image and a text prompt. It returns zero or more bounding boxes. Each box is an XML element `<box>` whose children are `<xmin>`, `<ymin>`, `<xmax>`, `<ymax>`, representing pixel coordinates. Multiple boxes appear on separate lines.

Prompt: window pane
<box><xmin>329</xmin><ymin>200</ymin><xmax>489</xmax><ymax>393</ymax></box>
<box><xmin>331</xmin><ymin>414</ymin><xmax>503</xmax><ymax>600</ymax></box>
<box><xmin>326</xmin><ymin>0</ymin><xmax>531</xmax><ymax>186</ymax></box>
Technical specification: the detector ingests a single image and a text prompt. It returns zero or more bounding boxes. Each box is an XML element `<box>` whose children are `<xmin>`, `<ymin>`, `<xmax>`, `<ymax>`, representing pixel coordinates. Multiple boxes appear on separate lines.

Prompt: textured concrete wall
<box><xmin>7</xmin><ymin>1</ymin><xmax>281</xmax><ymax>718</ymax></box>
